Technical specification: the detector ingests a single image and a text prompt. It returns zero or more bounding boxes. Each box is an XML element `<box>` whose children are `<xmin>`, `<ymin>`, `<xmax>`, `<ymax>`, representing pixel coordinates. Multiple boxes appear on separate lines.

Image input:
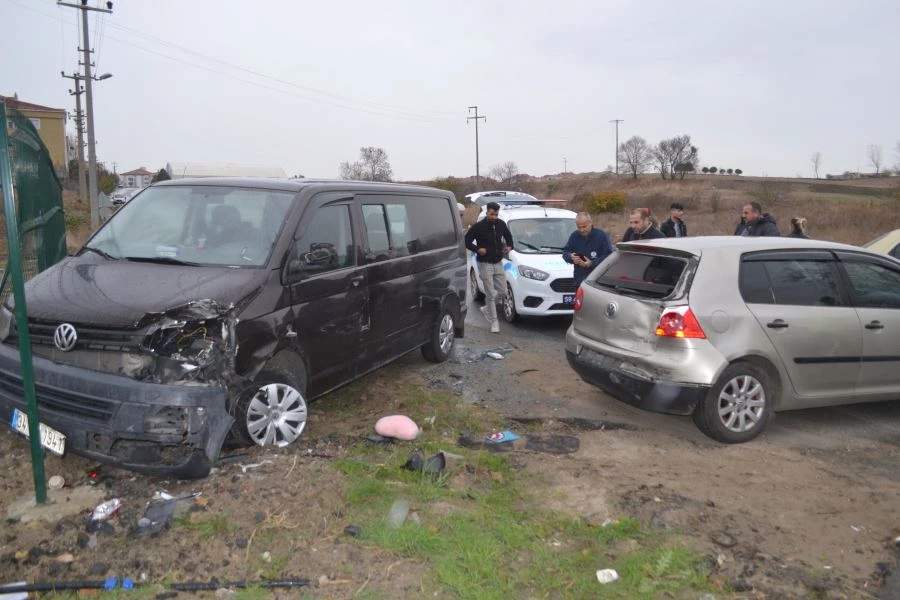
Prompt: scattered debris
<box><xmin>239</xmin><ymin>460</ymin><xmax>273</xmax><ymax>474</ymax></box>
<box><xmin>514</xmin><ymin>369</ymin><xmax>538</xmax><ymax>375</ymax></box>
<box><xmin>403</xmin><ymin>450</ymin><xmax>446</xmax><ymax>474</ymax></box>
<box><xmin>850</xmin><ymin>525</ymin><xmax>865</xmax><ymax>533</ymax></box>
<box><xmin>374</xmin><ymin>415</ymin><xmax>421</xmax><ymax>440</ymax></box>
<box><xmin>90</xmin><ymin>498</ymin><xmax>123</xmax><ymax>523</ymax></box>
<box><xmin>365</xmin><ymin>434</ymin><xmax>393</xmax><ymax>444</ymax></box>
<box><xmin>710</xmin><ymin>529</ymin><xmax>737</xmax><ymax>548</ymax></box>
<box><xmin>596</xmin><ymin>568</ymin><xmax>619</xmax><ymax>584</ymax></box>
<box><xmin>343</xmin><ymin>525</ymin><xmax>362</xmax><ymax>537</ymax></box>
<box><xmin>386</xmin><ymin>499</ymin><xmax>410</xmax><ymax>528</ymax></box>
<box><xmin>486</xmin><ymin>352</ymin><xmax>504</xmax><ymax>360</ymax></box>
<box><xmin>47</xmin><ymin>475</ymin><xmax>65</xmax><ymax>490</ymax></box>
<box><xmin>486</xmin><ymin>431</ymin><xmax>520</xmax><ymax>443</ymax></box>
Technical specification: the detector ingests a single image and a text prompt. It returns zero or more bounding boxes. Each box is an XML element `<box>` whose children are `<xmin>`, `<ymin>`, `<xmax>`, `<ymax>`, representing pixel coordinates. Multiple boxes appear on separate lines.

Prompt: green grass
<box><xmin>330</xmin><ymin>391</ymin><xmax>714</xmax><ymax>599</ymax></box>
<box><xmin>174</xmin><ymin>513</ymin><xmax>234</xmax><ymax>538</ymax></box>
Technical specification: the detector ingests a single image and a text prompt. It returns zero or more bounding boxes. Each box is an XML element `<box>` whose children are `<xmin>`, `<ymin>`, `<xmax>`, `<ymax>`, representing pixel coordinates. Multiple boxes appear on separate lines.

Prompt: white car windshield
<box><xmin>85</xmin><ymin>185</ymin><xmax>295</xmax><ymax>267</ymax></box>
<box><xmin>508</xmin><ymin>218</ymin><xmax>576</xmax><ymax>254</ymax></box>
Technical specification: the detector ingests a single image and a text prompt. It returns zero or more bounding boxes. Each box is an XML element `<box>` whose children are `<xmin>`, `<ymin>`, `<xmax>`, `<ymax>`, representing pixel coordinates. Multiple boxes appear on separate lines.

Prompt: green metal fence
<box><xmin>0</xmin><ymin>104</ymin><xmax>67</xmax><ymax>301</ymax></box>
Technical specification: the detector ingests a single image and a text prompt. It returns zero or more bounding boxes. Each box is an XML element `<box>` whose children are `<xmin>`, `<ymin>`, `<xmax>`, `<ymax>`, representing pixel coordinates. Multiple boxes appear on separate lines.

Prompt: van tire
<box><xmin>470</xmin><ymin>268</ymin><xmax>485</xmax><ymax>302</ymax></box>
<box><xmin>228</xmin><ymin>364</ymin><xmax>309</xmax><ymax>449</ymax></box>
<box><xmin>692</xmin><ymin>362</ymin><xmax>773</xmax><ymax>443</ymax></box>
<box><xmin>502</xmin><ymin>283</ymin><xmax>520</xmax><ymax>323</ymax></box>
<box><xmin>422</xmin><ymin>305</ymin><xmax>455</xmax><ymax>363</ymax></box>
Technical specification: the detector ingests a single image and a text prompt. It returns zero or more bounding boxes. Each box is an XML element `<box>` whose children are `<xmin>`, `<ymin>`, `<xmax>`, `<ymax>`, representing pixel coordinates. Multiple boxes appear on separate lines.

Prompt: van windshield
<box><xmin>508</xmin><ymin>218</ymin><xmax>576</xmax><ymax>254</ymax></box>
<box><xmin>84</xmin><ymin>185</ymin><xmax>295</xmax><ymax>267</ymax></box>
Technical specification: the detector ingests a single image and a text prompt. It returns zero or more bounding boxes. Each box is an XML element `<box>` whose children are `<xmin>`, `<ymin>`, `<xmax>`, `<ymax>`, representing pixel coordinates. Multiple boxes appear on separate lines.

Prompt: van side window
<box><xmin>362</xmin><ymin>204</ymin><xmax>391</xmax><ymax>262</ymax></box>
<box><xmin>294</xmin><ymin>205</ymin><xmax>354</xmax><ymax>275</ymax></box>
<box><xmin>406</xmin><ymin>195</ymin><xmax>457</xmax><ymax>251</ymax></box>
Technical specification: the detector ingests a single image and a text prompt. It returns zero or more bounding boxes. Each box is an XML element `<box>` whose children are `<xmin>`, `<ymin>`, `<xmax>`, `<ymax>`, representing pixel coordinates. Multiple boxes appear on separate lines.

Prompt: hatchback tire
<box><xmin>470</xmin><ymin>268</ymin><xmax>485</xmax><ymax>302</ymax></box>
<box><xmin>692</xmin><ymin>362</ymin><xmax>774</xmax><ymax>443</ymax></box>
<box><xmin>229</xmin><ymin>364</ymin><xmax>308</xmax><ymax>448</ymax></box>
<box><xmin>422</xmin><ymin>305</ymin><xmax>455</xmax><ymax>363</ymax></box>
<box><xmin>502</xmin><ymin>283</ymin><xmax>520</xmax><ymax>323</ymax></box>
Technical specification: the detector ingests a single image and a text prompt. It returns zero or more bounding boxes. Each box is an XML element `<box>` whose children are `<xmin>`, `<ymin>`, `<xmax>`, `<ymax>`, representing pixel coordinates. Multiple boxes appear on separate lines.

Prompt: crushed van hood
<box><xmin>20</xmin><ymin>253</ymin><xmax>267</xmax><ymax>328</ymax></box>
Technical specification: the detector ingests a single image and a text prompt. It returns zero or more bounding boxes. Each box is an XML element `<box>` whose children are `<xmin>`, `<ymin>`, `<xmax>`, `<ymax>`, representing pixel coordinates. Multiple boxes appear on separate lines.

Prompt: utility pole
<box><xmin>563</xmin><ymin>157</ymin><xmax>568</xmax><ymax>173</ymax></box>
<box><xmin>467</xmin><ymin>106</ymin><xmax>486</xmax><ymax>191</ymax></box>
<box><xmin>61</xmin><ymin>71</ymin><xmax>87</xmax><ymax>205</ymax></box>
<box><xmin>609</xmin><ymin>119</ymin><xmax>623</xmax><ymax>176</ymax></box>
<box><xmin>58</xmin><ymin>1</ymin><xmax>113</xmax><ymax>230</ymax></box>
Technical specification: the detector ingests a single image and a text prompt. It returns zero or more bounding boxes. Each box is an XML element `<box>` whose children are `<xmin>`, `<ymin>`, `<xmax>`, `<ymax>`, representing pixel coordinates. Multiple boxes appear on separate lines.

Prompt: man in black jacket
<box><xmin>464</xmin><ymin>202</ymin><xmax>513</xmax><ymax>333</ymax></box>
<box><xmin>660</xmin><ymin>202</ymin><xmax>687</xmax><ymax>238</ymax></box>
<box><xmin>739</xmin><ymin>202</ymin><xmax>780</xmax><ymax>236</ymax></box>
<box><xmin>622</xmin><ymin>208</ymin><xmax>665</xmax><ymax>242</ymax></box>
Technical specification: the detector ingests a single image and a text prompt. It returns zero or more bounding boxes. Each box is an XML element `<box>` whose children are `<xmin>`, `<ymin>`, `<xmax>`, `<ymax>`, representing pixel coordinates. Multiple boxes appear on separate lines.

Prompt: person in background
<box><xmin>622</xmin><ymin>208</ymin><xmax>665</xmax><ymax>242</ymax></box>
<box><xmin>660</xmin><ymin>202</ymin><xmax>687</xmax><ymax>238</ymax></box>
<box><xmin>786</xmin><ymin>217</ymin><xmax>810</xmax><ymax>239</ymax></box>
<box><xmin>733</xmin><ymin>215</ymin><xmax>748</xmax><ymax>236</ymax></box>
<box><xmin>563</xmin><ymin>212</ymin><xmax>613</xmax><ymax>287</ymax></box>
<box><xmin>739</xmin><ymin>202</ymin><xmax>780</xmax><ymax>236</ymax></box>
<box><xmin>464</xmin><ymin>201</ymin><xmax>513</xmax><ymax>333</ymax></box>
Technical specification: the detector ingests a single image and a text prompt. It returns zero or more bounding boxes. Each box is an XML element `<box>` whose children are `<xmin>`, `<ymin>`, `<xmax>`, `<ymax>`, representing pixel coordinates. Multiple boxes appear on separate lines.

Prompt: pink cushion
<box><xmin>375</xmin><ymin>415</ymin><xmax>421</xmax><ymax>440</ymax></box>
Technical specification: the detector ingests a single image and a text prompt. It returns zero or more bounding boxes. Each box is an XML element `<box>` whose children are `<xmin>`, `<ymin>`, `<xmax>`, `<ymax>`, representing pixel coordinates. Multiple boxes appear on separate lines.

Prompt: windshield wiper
<box><xmin>124</xmin><ymin>256</ymin><xmax>200</xmax><ymax>266</ymax></box>
<box><xmin>545</xmin><ymin>246</ymin><xmax>565</xmax><ymax>251</ymax></box>
<box><xmin>516</xmin><ymin>242</ymin><xmax>540</xmax><ymax>251</ymax></box>
<box><xmin>82</xmin><ymin>246</ymin><xmax>120</xmax><ymax>261</ymax></box>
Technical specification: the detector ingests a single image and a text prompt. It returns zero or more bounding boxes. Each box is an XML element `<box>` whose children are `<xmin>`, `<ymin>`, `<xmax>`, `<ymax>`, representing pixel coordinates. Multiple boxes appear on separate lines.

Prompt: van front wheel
<box><xmin>229</xmin><ymin>365</ymin><xmax>308</xmax><ymax>448</ymax></box>
<box><xmin>422</xmin><ymin>306</ymin><xmax>455</xmax><ymax>363</ymax></box>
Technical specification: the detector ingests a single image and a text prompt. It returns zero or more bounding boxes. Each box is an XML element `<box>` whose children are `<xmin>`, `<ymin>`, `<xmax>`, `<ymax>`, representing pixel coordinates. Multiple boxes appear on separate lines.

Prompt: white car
<box><xmin>470</xmin><ymin>204</ymin><xmax>578</xmax><ymax>322</ymax></box>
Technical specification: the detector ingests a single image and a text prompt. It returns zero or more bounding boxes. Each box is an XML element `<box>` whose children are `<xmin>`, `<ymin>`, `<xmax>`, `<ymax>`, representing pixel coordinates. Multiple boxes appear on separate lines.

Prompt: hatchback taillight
<box><xmin>573</xmin><ymin>287</ymin><xmax>584</xmax><ymax>311</ymax></box>
<box><xmin>655</xmin><ymin>306</ymin><xmax>706</xmax><ymax>339</ymax></box>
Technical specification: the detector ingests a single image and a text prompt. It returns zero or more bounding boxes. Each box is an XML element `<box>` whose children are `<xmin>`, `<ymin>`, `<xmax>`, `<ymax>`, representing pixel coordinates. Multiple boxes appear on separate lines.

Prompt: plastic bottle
<box><xmin>91</xmin><ymin>498</ymin><xmax>123</xmax><ymax>522</ymax></box>
<box><xmin>386</xmin><ymin>499</ymin><xmax>409</xmax><ymax>528</ymax></box>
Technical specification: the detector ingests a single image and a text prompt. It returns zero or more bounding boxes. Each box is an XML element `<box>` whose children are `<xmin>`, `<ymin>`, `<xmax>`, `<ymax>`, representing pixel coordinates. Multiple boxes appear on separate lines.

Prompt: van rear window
<box><xmin>593</xmin><ymin>251</ymin><xmax>687</xmax><ymax>298</ymax></box>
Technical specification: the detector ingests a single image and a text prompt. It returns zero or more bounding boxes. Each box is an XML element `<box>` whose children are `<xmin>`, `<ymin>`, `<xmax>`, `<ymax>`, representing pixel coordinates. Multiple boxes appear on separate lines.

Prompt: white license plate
<box><xmin>563</xmin><ymin>294</ymin><xmax>575</xmax><ymax>305</ymax></box>
<box><xmin>10</xmin><ymin>408</ymin><xmax>66</xmax><ymax>456</ymax></box>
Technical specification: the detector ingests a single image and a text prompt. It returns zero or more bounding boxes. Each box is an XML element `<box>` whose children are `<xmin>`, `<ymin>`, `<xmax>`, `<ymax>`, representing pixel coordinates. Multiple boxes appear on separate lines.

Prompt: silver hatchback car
<box><xmin>565</xmin><ymin>236</ymin><xmax>900</xmax><ymax>443</ymax></box>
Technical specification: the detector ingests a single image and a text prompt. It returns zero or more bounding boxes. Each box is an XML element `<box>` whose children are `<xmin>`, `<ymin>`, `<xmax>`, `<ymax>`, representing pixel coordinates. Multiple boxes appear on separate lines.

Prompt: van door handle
<box><xmin>766</xmin><ymin>319</ymin><xmax>789</xmax><ymax>329</ymax></box>
<box><xmin>865</xmin><ymin>320</ymin><xmax>884</xmax><ymax>330</ymax></box>
<box><xmin>350</xmin><ymin>276</ymin><xmax>364</xmax><ymax>288</ymax></box>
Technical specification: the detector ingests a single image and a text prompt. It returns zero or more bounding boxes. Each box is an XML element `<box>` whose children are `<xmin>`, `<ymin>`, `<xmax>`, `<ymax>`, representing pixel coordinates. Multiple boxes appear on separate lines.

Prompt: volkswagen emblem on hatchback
<box><xmin>605</xmin><ymin>302</ymin><xmax>618</xmax><ymax>318</ymax></box>
<box><xmin>54</xmin><ymin>323</ymin><xmax>78</xmax><ymax>352</ymax></box>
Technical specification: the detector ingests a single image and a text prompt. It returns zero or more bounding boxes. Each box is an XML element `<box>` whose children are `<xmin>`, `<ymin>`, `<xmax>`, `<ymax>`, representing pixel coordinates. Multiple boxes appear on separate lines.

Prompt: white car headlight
<box><xmin>518</xmin><ymin>266</ymin><xmax>549</xmax><ymax>281</ymax></box>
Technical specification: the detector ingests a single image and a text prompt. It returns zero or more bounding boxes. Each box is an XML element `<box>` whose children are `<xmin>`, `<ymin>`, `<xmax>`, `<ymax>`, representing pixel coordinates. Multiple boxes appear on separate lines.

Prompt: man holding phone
<box><xmin>563</xmin><ymin>212</ymin><xmax>613</xmax><ymax>287</ymax></box>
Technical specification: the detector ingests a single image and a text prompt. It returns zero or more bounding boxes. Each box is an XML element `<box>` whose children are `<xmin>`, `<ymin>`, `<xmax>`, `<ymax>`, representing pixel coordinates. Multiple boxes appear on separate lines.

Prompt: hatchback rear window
<box><xmin>593</xmin><ymin>251</ymin><xmax>687</xmax><ymax>298</ymax></box>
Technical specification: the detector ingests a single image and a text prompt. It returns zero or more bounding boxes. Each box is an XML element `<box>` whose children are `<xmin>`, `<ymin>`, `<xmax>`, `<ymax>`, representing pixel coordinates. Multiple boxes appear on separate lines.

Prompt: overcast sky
<box><xmin>3</xmin><ymin>0</ymin><xmax>899</xmax><ymax>181</ymax></box>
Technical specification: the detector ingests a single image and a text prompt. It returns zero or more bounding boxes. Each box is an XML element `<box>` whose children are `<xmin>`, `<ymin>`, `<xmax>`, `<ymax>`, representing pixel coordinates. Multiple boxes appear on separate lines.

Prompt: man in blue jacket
<box><xmin>563</xmin><ymin>212</ymin><xmax>613</xmax><ymax>287</ymax></box>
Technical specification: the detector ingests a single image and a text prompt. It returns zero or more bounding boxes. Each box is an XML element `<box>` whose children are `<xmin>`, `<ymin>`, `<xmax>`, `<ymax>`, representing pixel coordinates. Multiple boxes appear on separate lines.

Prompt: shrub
<box><xmin>572</xmin><ymin>191</ymin><xmax>626</xmax><ymax>214</ymax></box>
<box><xmin>701</xmin><ymin>167</ymin><xmax>709</xmax><ymax>174</ymax></box>
<box><xmin>709</xmin><ymin>167</ymin><xmax>718</xmax><ymax>174</ymax></box>
<box><xmin>735</xmin><ymin>169</ymin><xmax>743</xmax><ymax>175</ymax></box>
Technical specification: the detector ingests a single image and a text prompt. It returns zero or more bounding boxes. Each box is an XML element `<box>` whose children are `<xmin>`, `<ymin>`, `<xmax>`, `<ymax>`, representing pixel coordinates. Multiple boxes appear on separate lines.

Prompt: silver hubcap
<box><xmin>717</xmin><ymin>374</ymin><xmax>766</xmax><ymax>433</ymax></box>
<box><xmin>246</xmin><ymin>383</ymin><xmax>308</xmax><ymax>447</ymax></box>
<box><xmin>438</xmin><ymin>313</ymin><xmax>454</xmax><ymax>354</ymax></box>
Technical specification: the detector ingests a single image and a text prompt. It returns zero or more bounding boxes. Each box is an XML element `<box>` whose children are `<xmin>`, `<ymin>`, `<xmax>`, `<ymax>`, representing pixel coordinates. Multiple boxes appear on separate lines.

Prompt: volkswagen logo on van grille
<box><xmin>605</xmin><ymin>302</ymin><xmax>618</xmax><ymax>318</ymax></box>
<box><xmin>54</xmin><ymin>323</ymin><xmax>78</xmax><ymax>352</ymax></box>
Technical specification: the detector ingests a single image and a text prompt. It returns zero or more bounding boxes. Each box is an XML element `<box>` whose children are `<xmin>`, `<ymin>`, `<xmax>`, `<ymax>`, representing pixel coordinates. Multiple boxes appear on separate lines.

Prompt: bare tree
<box><xmin>653</xmin><ymin>135</ymin><xmax>697</xmax><ymax>180</ymax></box>
<box><xmin>894</xmin><ymin>141</ymin><xmax>900</xmax><ymax>173</ymax></box>
<box><xmin>339</xmin><ymin>146</ymin><xmax>393</xmax><ymax>181</ymax></box>
<box><xmin>618</xmin><ymin>136</ymin><xmax>653</xmax><ymax>179</ymax></box>
<box><xmin>811</xmin><ymin>151</ymin><xmax>822</xmax><ymax>179</ymax></box>
<box><xmin>488</xmin><ymin>161</ymin><xmax>519</xmax><ymax>187</ymax></box>
<box><xmin>867</xmin><ymin>143</ymin><xmax>883</xmax><ymax>175</ymax></box>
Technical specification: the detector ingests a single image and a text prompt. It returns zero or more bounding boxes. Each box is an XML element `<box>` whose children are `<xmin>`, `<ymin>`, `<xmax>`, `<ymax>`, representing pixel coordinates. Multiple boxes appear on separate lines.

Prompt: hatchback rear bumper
<box><xmin>0</xmin><ymin>343</ymin><xmax>232</xmax><ymax>478</ymax></box>
<box><xmin>566</xmin><ymin>348</ymin><xmax>708</xmax><ymax>415</ymax></box>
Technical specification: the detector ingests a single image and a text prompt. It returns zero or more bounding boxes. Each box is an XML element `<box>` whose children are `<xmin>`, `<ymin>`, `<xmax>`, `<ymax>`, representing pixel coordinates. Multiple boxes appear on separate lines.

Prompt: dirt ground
<box><xmin>2</xmin><ymin>312</ymin><xmax>900</xmax><ymax>598</ymax></box>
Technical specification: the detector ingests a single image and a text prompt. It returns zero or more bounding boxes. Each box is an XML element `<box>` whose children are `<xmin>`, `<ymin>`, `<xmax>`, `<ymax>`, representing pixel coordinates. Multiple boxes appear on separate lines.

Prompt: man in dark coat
<box><xmin>622</xmin><ymin>208</ymin><xmax>665</xmax><ymax>242</ymax></box>
<box><xmin>660</xmin><ymin>202</ymin><xmax>687</xmax><ymax>238</ymax></box>
<box><xmin>464</xmin><ymin>201</ymin><xmax>513</xmax><ymax>332</ymax></box>
<box><xmin>740</xmin><ymin>202</ymin><xmax>780</xmax><ymax>236</ymax></box>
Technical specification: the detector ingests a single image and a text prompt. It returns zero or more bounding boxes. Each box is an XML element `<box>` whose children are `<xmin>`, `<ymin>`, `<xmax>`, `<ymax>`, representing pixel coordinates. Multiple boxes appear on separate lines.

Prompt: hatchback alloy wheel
<box><xmin>717</xmin><ymin>374</ymin><xmax>766</xmax><ymax>433</ymax></box>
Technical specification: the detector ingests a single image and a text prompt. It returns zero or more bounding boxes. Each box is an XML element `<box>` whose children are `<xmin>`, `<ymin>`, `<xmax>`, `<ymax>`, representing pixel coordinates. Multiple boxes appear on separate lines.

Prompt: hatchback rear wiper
<box><xmin>82</xmin><ymin>246</ymin><xmax>120</xmax><ymax>261</ymax></box>
<box><xmin>124</xmin><ymin>256</ymin><xmax>200</xmax><ymax>266</ymax></box>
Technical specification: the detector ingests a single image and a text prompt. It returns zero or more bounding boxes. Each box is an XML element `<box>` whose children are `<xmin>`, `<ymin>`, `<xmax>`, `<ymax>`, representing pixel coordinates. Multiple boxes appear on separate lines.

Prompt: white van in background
<box><xmin>470</xmin><ymin>203</ymin><xmax>578</xmax><ymax>322</ymax></box>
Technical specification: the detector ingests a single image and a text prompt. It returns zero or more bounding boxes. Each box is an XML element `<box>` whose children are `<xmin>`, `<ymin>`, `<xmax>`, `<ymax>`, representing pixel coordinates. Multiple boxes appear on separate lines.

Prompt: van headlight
<box><xmin>518</xmin><ymin>266</ymin><xmax>549</xmax><ymax>281</ymax></box>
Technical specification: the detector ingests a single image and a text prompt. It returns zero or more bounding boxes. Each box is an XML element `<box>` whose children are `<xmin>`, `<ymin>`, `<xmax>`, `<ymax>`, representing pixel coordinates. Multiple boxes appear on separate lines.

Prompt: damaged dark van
<box><xmin>0</xmin><ymin>178</ymin><xmax>467</xmax><ymax>478</ymax></box>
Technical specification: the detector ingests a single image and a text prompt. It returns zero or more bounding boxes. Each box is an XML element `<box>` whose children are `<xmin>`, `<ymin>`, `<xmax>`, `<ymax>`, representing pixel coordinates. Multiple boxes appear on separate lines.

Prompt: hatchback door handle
<box><xmin>865</xmin><ymin>320</ymin><xmax>884</xmax><ymax>330</ymax></box>
<box><xmin>766</xmin><ymin>319</ymin><xmax>789</xmax><ymax>329</ymax></box>
<box><xmin>350</xmin><ymin>275</ymin><xmax>364</xmax><ymax>288</ymax></box>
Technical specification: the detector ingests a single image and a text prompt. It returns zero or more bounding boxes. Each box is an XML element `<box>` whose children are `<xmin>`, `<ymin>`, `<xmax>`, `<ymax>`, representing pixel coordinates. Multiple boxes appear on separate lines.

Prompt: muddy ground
<box><xmin>2</xmin><ymin>309</ymin><xmax>900</xmax><ymax>598</ymax></box>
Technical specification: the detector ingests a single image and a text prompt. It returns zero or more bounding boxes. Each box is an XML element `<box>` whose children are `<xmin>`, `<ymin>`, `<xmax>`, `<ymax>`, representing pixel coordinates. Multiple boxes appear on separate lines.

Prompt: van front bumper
<box><xmin>0</xmin><ymin>343</ymin><xmax>232</xmax><ymax>478</ymax></box>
